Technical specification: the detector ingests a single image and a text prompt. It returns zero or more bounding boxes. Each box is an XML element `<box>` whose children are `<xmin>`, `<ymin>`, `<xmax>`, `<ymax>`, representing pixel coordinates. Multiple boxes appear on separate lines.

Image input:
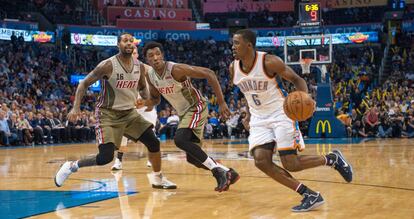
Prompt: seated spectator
<box><xmin>364</xmin><ymin>106</ymin><xmax>379</xmax><ymax>137</ymax></box>
<box><xmin>8</xmin><ymin>113</ymin><xmax>20</xmax><ymax>145</ymax></box>
<box><xmin>351</xmin><ymin>120</ymin><xmax>367</xmax><ymax>137</ymax></box>
<box><xmin>16</xmin><ymin>113</ymin><xmax>33</xmax><ymax>146</ymax></box>
<box><xmin>0</xmin><ymin>110</ymin><xmax>17</xmax><ymax>146</ymax></box>
<box><xmin>226</xmin><ymin>111</ymin><xmax>240</xmax><ymax>138</ymax></box>
<box><xmin>159</xmin><ymin>110</ymin><xmax>179</xmax><ymax>139</ymax></box>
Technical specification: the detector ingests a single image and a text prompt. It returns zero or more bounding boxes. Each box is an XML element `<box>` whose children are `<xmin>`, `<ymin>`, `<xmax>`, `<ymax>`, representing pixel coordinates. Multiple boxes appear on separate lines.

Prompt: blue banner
<box><xmin>308</xmin><ymin>83</ymin><xmax>347</xmax><ymax>138</ymax></box>
<box><xmin>58</xmin><ymin>25</ymin><xmax>229</xmax><ymax>41</ymax></box>
<box><xmin>255</xmin><ymin>23</ymin><xmax>382</xmax><ymax>37</ymax></box>
<box><xmin>0</xmin><ymin>21</ymin><xmax>38</xmax><ymax>30</ymax></box>
<box><xmin>257</xmin><ymin>32</ymin><xmax>378</xmax><ymax>47</ymax></box>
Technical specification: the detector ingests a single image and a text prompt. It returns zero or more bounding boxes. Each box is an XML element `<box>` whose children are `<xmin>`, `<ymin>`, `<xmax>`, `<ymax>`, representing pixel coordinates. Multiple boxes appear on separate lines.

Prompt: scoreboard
<box><xmin>299</xmin><ymin>2</ymin><xmax>321</xmax><ymax>27</ymax></box>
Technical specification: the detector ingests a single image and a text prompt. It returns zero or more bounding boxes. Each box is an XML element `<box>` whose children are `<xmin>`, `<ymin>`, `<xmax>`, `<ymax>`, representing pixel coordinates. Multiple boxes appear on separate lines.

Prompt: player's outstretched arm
<box><xmin>172</xmin><ymin>64</ymin><xmax>230</xmax><ymax>119</ymax></box>
<box><xmin>68</xmin><ymin>60</ymin><xmax>112</xmax><ymax>122</ymax></box>
<box><xmin>264</xmin><ymin>55</ymin><xmax>308</xmax><ymax>93</ymax></box>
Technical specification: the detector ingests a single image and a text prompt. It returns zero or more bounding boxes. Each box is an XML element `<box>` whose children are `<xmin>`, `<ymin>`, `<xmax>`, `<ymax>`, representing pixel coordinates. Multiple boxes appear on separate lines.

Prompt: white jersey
<box><xmin>233</xmin><ymin>51</ymin><xmax>285</xmax><ymax>118</ymax></box>
<box><xmin>137</xmin><ymin>61</ymin><xmax>157</xmax><ymax>126</ymax></box>
<box><xmin>233</xmin><ymin>51</ymin><xmax>305</xmax><ymax>153</ymax></box>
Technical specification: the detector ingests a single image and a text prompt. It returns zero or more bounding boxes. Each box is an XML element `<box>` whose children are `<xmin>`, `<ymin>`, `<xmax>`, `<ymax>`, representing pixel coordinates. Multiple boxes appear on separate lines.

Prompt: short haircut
<box><xmin>118</xmin><ymin>32</ymin><xmax>132</xmax><ymax>43</ymax></box>
<box><xmin>235</xmin><ymin>29</ymin><xmax>256</xmax><ymax>48</ymax></box>
<box><xmin>143</xmin><ymin>41</ymin><xmax>164</xmax><ymax>57</ymax></box>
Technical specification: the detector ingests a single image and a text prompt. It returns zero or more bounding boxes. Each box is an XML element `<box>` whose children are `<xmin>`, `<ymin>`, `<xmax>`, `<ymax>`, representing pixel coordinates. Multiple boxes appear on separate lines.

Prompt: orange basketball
<box><xmin>283</xmin><ymin>91</ymin><xmax>315</xmax><ymax>121</ymax></box>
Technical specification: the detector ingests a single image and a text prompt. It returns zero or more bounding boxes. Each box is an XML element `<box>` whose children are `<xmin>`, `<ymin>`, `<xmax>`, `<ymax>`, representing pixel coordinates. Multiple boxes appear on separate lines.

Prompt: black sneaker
<box><xmin>331</xmin><ymin>149</ymin><xmax>353</xmax><ymax>182</ymax></box>
<box><xmin>212</xmin><ymin>167</ymin><xmax>230</xmax><ymax>192</ymax></box>
<box><xmin>291</xmin><ymin>192</ymin><xmax>325</xmax><ymax>212</ymax></box>
<box><xmin>223</xmin><ymin>168</ymin><xmax>240</xmax><ymax>191</ymax></box>
<box><xmin>228</xmin><ymin>168</ymin><xmax>240</xmax><ymax>185</ymax></box>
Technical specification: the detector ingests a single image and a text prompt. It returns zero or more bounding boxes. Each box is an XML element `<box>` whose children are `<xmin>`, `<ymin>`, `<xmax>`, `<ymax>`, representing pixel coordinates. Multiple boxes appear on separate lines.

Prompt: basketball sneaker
<box><xmin>212</xmin><ymin>167</ymin><xmax>230</xmax><ymax>192</ymax></box>
<box><xmin>291</xmin><ymin>191</ymin><xmax>325</xmax><ymax>212</ymax></box>
<box><xmin>111</xmin><ymin>158</ymin><xmax>122</xmax><ymax>171</ymax></box>
<box><xmin>331</xmin><ymin>149</ymin><xmax>353</xmax><ymax>182</ymax></box>
<box><xmin>54</xmin><ymin>161</ymin><xmax>78</xmax><ymax>187</ymax></box>
<box><xmin>146</xmin><ymin>160</ymin><xmax>152</xmax><ymax>168</ymax></box>
<box><xmin>228</xmin><ymin>168</ymin><xmax>240</xmax><ymax>185</ymax></box>
<box><xmin>151</xmin><ymin>173</ymin><xmax>177</xmax><ymax>189</ymax></box>
<box><xmin>223</xmin><ymin>168</ymin><xmax>240</xmax><ymax>191</ymax></box>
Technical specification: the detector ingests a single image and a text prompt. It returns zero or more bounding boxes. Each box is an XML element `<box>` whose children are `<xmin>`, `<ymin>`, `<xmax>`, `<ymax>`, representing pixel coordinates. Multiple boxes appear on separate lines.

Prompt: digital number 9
<box><xmin>310</xmin><ymin>10</ymin><xmax>317</xmax><ymax>21</ymax></box>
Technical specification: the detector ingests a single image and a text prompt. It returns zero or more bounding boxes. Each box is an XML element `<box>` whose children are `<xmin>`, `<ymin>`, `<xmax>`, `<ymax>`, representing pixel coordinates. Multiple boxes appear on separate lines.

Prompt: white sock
<box><xmin>202</xmin><ymin>157</ymin><xmax>220</xmax><ymax>170</ymax></box>
<box><xmin>217</xmin><ymin>163</ymin><xmax>229</xmax><ymax>171</ymax></box>
<box><xmin>153</xmin><ymin>171</ymin><xmax>162</xmax><ymax>176</ymax></box>
<box><xmin>72</xmin><ymin>161</ymin><xmax>79</xmax><ymax>171</ymax></box>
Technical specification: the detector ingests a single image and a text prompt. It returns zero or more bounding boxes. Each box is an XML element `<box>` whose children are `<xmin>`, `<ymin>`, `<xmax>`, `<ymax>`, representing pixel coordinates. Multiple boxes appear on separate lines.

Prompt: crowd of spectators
<box><xmin>330</xmin><ymin>33</ymin><xmax>414</xmax><ymax>138</ymax></box>
<box><xmin>2</xmin><ymin>6</ymin><xmax>414</xmax><ymax>145</ymax></box>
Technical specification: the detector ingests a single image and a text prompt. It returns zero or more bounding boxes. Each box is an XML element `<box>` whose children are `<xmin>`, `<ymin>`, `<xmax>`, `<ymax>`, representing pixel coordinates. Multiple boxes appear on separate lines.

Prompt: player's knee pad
<box><xmin>139</xmin><ymin>128</ymin><xmax>160</xmax><ymax>153</ymax></box>
<box><xmin>146</xmin><ymin>139</ymin><xmax>160</xmax><ymax>153</ymax></box>
<box><xmin>174</xmin><ymin>129</ymin><xmax>192</xmax><ymax>151</ymax></box>
<box><xmin>96</xmin><ymin>143</ymin><xmax>115</xmax><ymax>165</ymax></box>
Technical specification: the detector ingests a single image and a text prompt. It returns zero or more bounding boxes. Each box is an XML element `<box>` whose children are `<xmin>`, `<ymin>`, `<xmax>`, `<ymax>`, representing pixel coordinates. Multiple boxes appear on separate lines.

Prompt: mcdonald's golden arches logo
<box><xmin>316</xmin><ymin>120</ymin><xmax>332</xmax><ymax>134</ymax></box>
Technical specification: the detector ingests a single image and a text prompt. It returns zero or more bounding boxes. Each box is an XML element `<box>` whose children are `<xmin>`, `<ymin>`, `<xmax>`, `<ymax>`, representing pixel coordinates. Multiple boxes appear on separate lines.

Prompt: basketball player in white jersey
<box><xmin>111</xmin><ymin>45</ymin><xmax>156</xmax><ymax>171</ymax></box>
<box><xmin>230</xmin><ymin>29</ymin><xmax>353</xmax><ymax>212</ymax></box>
<box><xmin>54</xmin><ymin>33</ymin><xmax>176</xmax><ymax>189</ymax></box>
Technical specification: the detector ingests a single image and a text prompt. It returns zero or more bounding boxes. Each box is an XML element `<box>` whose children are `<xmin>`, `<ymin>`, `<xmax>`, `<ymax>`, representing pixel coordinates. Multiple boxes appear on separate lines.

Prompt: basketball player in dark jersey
<box><xmin>54</xmin><ymin>33</ymin><xmax>176</xmax><ymax>189</ymax></box>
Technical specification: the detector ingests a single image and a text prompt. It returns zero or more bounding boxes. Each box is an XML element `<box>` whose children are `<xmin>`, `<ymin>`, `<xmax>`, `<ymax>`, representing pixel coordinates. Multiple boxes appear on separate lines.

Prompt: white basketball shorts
<box><xmin>248</xmin><ymin>110</ymin><xmax>305</xmax><ymax>153</ymax></box>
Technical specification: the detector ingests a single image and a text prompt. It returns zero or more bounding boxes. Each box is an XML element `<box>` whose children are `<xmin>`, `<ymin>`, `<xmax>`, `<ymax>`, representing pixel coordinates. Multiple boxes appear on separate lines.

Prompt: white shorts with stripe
<box><xmin>248</xmin><ymin>109</ymin><xmax>305</xmax><ymax>153</ymax></box>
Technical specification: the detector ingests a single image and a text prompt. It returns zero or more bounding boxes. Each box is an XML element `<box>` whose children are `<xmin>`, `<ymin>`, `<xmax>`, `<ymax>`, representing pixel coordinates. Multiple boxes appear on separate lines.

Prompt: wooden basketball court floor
<box><xmin>0</xmin><ymin>138</ymin><xmax>413</xmax><ymax>219</ymax></box>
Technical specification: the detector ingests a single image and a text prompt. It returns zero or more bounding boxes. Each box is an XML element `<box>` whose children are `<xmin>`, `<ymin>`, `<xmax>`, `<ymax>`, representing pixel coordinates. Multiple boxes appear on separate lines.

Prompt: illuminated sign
<box><xmin>348</xmin><ymin>32</ymin><xmax>369</xmax><ymax>43</ymax></box>
<box><xmin>299</xmin><ymin>3</ymin><xmax>321</xmax><ymax>26</ymax></box>
<box><xmin>71</xmin><ymin>33</ymin><xmax>142</xmax><ymax>47</ymax></box>
<box><xmin>0</xmin><ymin>28</ymin><xmax>55</xmax><ymax>42</ymax></box>
<box><xmin>32</xmin><ymin>31</ymin><xmax>53</xmax><ymax>43</ymax></box>
<box><xmin>70</xmin><ymin>75</ymin><xmax>100</xmax><ymax>92</ymax></box>
<box><xmin>316</xmin><ymin>120</ymin><xmax>332</xmax><ymax>134</ymax></box>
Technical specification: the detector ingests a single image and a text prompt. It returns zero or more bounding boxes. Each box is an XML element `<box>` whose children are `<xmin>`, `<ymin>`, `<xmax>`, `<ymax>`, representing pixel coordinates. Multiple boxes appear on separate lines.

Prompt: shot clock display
<box><xmin>299</xmin><ymin>2</ymin><xmax>321</xmax><ymax>27</ymax></box>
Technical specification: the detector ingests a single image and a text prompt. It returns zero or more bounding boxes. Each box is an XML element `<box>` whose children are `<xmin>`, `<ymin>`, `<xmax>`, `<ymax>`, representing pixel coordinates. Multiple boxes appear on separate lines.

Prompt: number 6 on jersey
<box><xmin>252</xmin><ymin>94</ymin><xmax>261</xmax><ymax>106</ymax></box>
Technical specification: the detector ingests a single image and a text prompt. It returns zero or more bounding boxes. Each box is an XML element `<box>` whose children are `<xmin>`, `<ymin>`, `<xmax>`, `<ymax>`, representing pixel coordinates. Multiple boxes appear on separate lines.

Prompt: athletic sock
<box><xmin>117</xmin><ymin>152</ymin><xmax>124</xmax><ymax>162</ymax></box>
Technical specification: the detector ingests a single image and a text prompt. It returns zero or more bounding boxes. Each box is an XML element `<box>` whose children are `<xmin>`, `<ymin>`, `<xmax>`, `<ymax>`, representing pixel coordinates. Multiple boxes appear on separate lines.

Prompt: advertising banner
<box><xmin>255</xmin><ymin>23</ymin><xmax>382</xmax><ymax>37</ymax></box>
<box><xmin>256</xmin><ymin>32</ymin><xmax>378</xmax><ymax>47</ymax></box>
<box><xmin>320</xmin><ymin>0</ymin><xmax>388</xmax><ymax>8</ymax></box>
<box><xmin>70</xmin><ymin>33</ymin><xmax>142</xmax><ymax>46</ymax></box>
<box><xmin>0</xmin><ymin>28</ymin><xmax>54</xmax><ymax>43</ymax></box>
<box><xmin>105</xmin><ymin>6</ymin><xmax>192</xmax><ymax>23</ymax></box>
<box><xmin>116</xmin><ymin>19</ymin><xmax>195</xmax><ymax>30</ymax></box>
<box><xmin>308</xmin><ymin>84</ymin><xmax>347</xmax><ymax>138</ymax></box>
<box><xmin>0</xmin><ymin>21</ymin><xmax>38</xmax><ymax>30</ymax></box>
<box><xmin>71</xmin><ymin>33</ymin><xmax>118</xmax><ymax>46</ymax></box>
<box><xmin>60</xmin><ymin>24</ymin><xmax>229</xmax><ymax>41</ymax></box>
<box><xmin>70</xmin><ymin>75</ymin><xmax>100</xmax><ymax>92</ymax></box>
<box><xmin>94</xmin><ymin>0</ymin><xmax>188</xmax><ymax>13</ymax></box>
<box><xmin>203</xmin><ymin>0</ymin><xmax>293</xmax><ymax>14</ymax></box>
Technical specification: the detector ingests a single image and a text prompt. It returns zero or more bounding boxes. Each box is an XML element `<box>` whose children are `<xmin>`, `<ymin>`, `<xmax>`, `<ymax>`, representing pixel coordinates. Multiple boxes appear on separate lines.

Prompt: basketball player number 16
<box><xmin>252</xmin><ymin>94</ymin><xmax>261</xmax><ymax>106</ymax></box>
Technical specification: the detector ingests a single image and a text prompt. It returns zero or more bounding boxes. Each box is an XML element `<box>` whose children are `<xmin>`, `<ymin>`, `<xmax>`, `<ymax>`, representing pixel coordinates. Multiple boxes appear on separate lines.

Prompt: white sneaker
<box><xmin>146</xmin><ymin>160</ymin><xmax>152</xmax><ymax>167</ymax></box>
<box><xmin>151</xmin><ymin>173</ymin><xmax>177</xmax><ymax>189</ymax></box>
<box><xmin>54</xmin><ymin>161</ymin><xmax>78</xmax><ymax>187</ymax></box>
<box><xmin>111</xmin><ymin>158</ymin><xmax>122</xmax><ymax>171</ymax></box>
<box><xmin>111</xmin><ymin>170</ymin><xmax>123</xmax><ymax>182</ymax></box>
